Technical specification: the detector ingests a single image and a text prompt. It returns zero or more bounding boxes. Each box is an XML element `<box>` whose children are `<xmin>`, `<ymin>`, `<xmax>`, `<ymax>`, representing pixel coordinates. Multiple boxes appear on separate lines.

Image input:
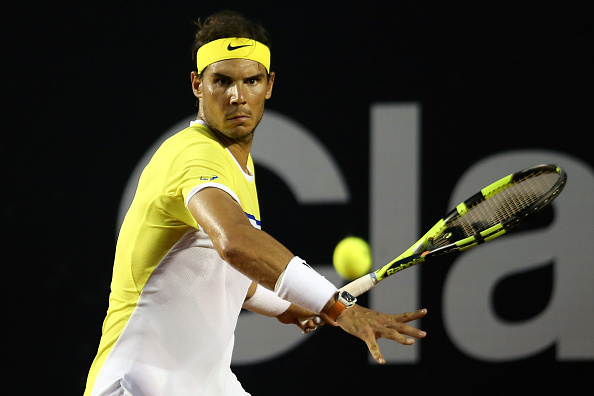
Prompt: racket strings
<box><xmin>434</xmin><ymin>171</ymin><xmax>559</xmax><ymax>246</ymax></box>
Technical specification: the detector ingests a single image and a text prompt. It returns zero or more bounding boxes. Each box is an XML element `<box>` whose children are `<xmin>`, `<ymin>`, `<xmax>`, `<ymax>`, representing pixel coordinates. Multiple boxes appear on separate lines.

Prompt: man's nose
<box><xmin>229</xmin><ymin>83</ymin><xmax>247</xmax><ymax>105</ymax></box>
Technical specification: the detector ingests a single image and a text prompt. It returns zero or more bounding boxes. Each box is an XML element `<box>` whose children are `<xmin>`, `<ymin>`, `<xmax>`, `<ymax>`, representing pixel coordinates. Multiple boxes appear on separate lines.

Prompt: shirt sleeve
<box><xmin>176</xmin><ymin>139</ymin><xmax>239</xmax><ymax>208</ymax></box>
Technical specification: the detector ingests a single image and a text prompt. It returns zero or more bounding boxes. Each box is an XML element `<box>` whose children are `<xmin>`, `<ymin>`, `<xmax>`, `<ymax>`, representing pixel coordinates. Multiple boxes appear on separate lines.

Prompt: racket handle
<box><xmin>339</xmin><ymin>273</ymin><xmax>377</xmax><ymax>297</ymax></box>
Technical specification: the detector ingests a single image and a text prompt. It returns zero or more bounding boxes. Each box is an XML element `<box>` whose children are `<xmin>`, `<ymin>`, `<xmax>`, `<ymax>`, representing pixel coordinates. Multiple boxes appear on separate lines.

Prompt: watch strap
<box><xmin>327</xmin><ymin>295</ymin><xmax>347</xmax><ymax>322</ymax></box>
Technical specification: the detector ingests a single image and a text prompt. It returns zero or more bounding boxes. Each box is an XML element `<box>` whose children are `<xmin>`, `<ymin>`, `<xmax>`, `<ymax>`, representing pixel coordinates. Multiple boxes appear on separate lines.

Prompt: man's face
<box><xmin>192</xmin><ymin>59</ymin><xmax>274</xmax><ymax>143</ymax></box>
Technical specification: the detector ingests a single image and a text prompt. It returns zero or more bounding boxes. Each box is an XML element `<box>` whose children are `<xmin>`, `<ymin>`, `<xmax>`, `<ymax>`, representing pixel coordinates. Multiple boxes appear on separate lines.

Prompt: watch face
<box><xmin>341</xmin><ymin>291</ymin><xmax>357</xmax><ymax>305</ymax></box>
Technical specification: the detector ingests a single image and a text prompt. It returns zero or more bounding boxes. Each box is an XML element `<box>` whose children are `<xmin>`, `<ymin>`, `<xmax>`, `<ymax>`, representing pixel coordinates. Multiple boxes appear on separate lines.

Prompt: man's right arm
<box><xmin>187</xmin><ymin>186</ymin><xmax>297</xmax><ymax>291</ymax></box>
<box><xmin>188</xmin><ymin>186</ymin><xmax>428</xmax><ymax>363</ymax></box>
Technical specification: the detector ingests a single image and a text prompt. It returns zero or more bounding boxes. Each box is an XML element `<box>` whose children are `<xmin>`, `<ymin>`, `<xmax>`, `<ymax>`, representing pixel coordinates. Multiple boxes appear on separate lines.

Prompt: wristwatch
<box><xmin>327</xmin><ymin>290</ymin><xmax>357</xmax><ymax>322</ymax></box>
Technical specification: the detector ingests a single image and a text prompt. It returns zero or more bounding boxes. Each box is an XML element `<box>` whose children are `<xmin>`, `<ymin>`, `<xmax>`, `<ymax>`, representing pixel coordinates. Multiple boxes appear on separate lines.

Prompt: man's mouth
<box><xmin>228</xmin><ymin>114</ymin><xmax>250</xmax><ymax>122</ymax></box>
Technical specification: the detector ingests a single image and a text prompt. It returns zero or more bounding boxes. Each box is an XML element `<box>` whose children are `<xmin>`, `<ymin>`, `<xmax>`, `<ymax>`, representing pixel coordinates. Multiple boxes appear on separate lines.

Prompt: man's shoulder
<box><xmin>169</xmin><ymin>122</ymin><xmax>216</xmax><ymax>145</ymax></box>
<box><xmin>156</xmin><ymin>123</ymin><xmax>223</xmax><ymax>157</ymax></box>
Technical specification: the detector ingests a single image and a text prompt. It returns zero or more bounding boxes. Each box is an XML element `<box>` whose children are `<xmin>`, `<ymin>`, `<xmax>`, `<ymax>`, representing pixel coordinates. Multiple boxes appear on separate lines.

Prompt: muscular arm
<box><xmin>189</xmin><ymin>186</ymin><xmax>427</xmax><ymax>362</ymax></box>
<box><xmin>188</xmin><ymin>186</ymin><xmax>298</xmax><ymax>290</ymax></box>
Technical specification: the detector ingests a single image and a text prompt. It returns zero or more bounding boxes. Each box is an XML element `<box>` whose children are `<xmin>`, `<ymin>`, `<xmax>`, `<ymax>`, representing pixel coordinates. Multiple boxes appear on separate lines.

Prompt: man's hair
<box><xmin>191</xmin><ymin>10</ymin><xmax>271</xmax><ymax>73</ymax></box>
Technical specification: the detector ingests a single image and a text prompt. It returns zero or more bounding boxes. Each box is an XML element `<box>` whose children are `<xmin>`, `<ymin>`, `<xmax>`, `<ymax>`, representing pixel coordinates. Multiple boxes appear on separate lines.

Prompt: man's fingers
<box><xmin>365</xmin><ymin>338</ymin><xmax>386</xmax><ymax>364</ymax></box>
<box><xmin>386</xmin><ymin>328</ymin><xmax>418</xmax><ymax>345</ymax></box>
<box><xmin>299</xmin><ymin>316</ymin><xmax>324</xmax><ymax>333</ymax></box>
<box><xmin>385</xmin><ymin>322</ymin><xmax>427</xmax><ymax>339</ymax></box>
<box><xmin>394</xmin><ymin>308</ymin><xmax>428</xmax><ymax>323</ymax></box>
<box><xmin>375</xmin><ymin>312</ymin><xmax>428</xmax><ymax>345</ymax></box>
<box><xmin>336</xmin><ymin>305</ymin><xmax>428</xmax><ymax>362</ymax></box>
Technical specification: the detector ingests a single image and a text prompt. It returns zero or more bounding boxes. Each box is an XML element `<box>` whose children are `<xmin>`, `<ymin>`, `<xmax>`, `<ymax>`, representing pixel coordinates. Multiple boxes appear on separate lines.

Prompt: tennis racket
<box><xmin>340</xmin><ymin>164</ymin><xmax>567</xmax><ymax>297</ymax></box>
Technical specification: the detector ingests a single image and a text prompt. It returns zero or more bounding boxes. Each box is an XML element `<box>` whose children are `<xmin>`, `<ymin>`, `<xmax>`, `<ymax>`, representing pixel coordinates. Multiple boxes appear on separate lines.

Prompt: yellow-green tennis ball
<box><xmin>333</xmin><ymin>237</ymin><xmax>372</xmax><ymax>280</ymax></box>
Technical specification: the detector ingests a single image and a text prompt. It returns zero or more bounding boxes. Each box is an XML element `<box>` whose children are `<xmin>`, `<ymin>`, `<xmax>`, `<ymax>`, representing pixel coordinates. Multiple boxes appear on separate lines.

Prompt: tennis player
<box><xmin>84</xmin><ymin>10</ymin><xmax>427</xmax><ymax>396</ymax></box>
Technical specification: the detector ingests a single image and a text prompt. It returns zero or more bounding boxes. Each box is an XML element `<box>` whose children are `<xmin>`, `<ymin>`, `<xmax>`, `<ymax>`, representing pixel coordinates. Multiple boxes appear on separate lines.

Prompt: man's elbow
<box><xmin>215</xmin><ymin>231</ymin><xmax>251</xmax><ymax>265</ymax></box>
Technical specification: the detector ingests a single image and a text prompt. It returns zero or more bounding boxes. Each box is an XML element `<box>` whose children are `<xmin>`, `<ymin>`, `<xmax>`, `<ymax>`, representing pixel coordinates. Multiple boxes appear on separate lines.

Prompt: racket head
<box><xmin>429</xmin><ymin>164</ymin><xmax>566</xmax><ymax>253</ymax></box>
<box><xmin>374</xmin><ymin>164</ymin><xmax>566</xmax><ymax>282</ymax></box>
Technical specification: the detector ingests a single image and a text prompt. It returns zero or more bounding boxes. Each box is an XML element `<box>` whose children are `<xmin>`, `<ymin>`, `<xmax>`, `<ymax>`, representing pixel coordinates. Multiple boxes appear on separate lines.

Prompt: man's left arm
<box><xmin>243</xmin><ymin>281</ymin><xmax>320</xmax><ymax>333</ymax></box>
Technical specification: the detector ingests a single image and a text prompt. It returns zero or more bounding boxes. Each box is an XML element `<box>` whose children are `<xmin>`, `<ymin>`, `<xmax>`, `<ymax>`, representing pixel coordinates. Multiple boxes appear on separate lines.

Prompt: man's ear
<box><xmin>191</xmin><ymin>71</ymin><xmax>202</xmax><ymax>99</ymax></box>
<box><xmin>265</xmin><ymin>71</ymin><xmax>275</xmax><ymax>100</ymax></box>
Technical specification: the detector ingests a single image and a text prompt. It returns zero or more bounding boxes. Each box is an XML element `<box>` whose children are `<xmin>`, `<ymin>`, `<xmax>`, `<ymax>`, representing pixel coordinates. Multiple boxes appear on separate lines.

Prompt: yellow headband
<box><xmin>197</xmin><ymin>37</ymin><xmax>271</xmax><ymax>74</ymax></box>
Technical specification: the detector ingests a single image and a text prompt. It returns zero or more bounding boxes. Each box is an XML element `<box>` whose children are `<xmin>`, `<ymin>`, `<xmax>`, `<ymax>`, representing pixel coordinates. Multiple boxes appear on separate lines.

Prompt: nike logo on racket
<box><xmin>227</xmin><ymin>44</ymin><xmax>251</xmax><ymax>51</ymax></box>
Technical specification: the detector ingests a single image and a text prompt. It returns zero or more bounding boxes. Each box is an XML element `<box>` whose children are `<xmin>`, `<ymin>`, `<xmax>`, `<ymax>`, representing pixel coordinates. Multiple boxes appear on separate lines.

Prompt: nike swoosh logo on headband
<box><xmin>227</xmin><ymin>44</ymin><xmax>251</xmax><ymax>51</ymax></box>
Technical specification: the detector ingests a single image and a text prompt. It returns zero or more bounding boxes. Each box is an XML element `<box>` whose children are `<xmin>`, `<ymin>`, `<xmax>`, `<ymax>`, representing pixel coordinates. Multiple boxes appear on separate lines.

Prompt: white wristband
<box><xmin>243</xmin><ymin>284</ymin><xmax>291</xmax><ymax>317</ymax></box>
<box><xmin>274</xmin><ymin>256</ymin><xmax>337</xmax><ymax>314</ymax></box>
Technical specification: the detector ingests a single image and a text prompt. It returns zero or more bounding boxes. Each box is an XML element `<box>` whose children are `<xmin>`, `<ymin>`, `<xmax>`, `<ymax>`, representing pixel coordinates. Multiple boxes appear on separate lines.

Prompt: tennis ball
<box><xmin>333</xmin><ymin>236</ymin><xmax>372</xmax><ymax>280</ymax></box>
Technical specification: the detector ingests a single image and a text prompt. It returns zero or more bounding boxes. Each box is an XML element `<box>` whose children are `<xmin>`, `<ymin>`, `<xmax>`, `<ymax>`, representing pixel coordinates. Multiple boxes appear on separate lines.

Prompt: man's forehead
<box><xmin>206</xmin><ymin>59</ymin><xmax>267</xmax><ymax>76</ymax></box>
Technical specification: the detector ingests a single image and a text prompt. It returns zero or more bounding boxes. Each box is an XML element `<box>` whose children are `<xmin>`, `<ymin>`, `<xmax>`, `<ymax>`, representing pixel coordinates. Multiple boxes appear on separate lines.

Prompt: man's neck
<box><xmin>197</xmin><ymin>117</ymin><xmax>253</xmax><ymax>174</ymax></box>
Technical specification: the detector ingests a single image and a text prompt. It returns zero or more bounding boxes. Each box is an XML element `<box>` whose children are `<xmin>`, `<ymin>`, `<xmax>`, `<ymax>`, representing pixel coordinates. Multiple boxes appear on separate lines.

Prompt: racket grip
<box><xmin>339</xmin><ymin>273</ymin><xmax>377</xmax><ymax>297</ymax></box>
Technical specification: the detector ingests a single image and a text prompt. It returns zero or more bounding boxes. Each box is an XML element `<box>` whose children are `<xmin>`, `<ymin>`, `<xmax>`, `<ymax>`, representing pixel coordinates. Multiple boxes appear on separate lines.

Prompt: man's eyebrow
<box><xmin>210</xmin><ymin>72</ymin><xmax>232</xmax><ymax>79</ymax></box>
<box><xmin>245</xmin><ymin>73</ymin><xmax>266</xmax><ymax>80</ymax></box>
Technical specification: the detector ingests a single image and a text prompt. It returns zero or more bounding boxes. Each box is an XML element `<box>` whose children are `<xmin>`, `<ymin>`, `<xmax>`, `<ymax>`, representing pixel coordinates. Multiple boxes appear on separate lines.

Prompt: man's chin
<box><xmin>219</xmin><ymin>125</ymin><xmax>256</xmax><ymax>142</ymax></box>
